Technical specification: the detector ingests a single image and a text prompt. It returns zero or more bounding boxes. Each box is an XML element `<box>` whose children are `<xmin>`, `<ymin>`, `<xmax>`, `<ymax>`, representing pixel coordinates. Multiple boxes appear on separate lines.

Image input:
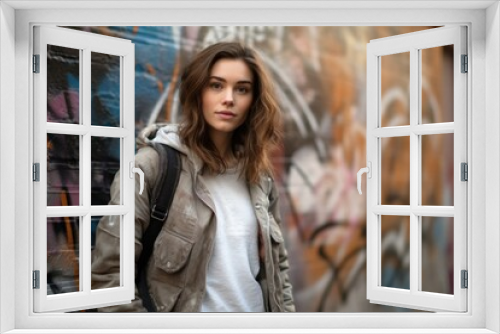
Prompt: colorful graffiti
<box><xmin>46</xmin><ymin>26</ymin><xmax>454</xmax><ymax>312</ymax></box>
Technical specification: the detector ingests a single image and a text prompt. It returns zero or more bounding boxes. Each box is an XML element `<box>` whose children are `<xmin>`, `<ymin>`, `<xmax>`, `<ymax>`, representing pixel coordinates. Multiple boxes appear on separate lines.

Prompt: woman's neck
<box><xmin>209</xmin><ymin>131</ymin><xmax>235</xmax><ymax>163</ymax></box>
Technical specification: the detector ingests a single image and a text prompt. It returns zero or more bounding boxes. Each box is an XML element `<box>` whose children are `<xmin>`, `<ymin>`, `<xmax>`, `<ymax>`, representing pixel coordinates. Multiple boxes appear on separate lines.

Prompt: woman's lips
<box><xmin>215</xmin><ymin>111</ymin><xmax>236</xmax><ymax>119</ymax></box>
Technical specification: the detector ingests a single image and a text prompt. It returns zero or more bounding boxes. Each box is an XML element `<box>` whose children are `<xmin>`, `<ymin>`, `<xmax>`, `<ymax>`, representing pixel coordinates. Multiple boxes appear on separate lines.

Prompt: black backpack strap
<box><xmin>136</xmin><ymin>142</ymin><xmax>181</xmax><ymax>312</ymax></box>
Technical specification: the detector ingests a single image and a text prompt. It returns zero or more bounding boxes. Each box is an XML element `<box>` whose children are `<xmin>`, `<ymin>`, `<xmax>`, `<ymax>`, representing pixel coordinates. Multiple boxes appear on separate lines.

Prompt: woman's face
<box><xmin>201</xmin><ymin>58</ymin><xmax>254</xmax><ymax>140</ymax></box>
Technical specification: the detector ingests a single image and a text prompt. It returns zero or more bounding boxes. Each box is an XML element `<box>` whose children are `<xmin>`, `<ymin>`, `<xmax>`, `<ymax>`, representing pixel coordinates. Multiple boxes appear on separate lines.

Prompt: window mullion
<box><xmin>82</xmin><ymin>47</ymin><xmax>91</xmax><ymax>294</ymax></box>
<box><xmin>82</xmin><ymin>131</ymin><xmax>91</xmax><ymax>293</ymax></box>
<box><xmin>409</xmin><ymin>47</ymin><xmax>420</xmax><ymax>295</ymax></box>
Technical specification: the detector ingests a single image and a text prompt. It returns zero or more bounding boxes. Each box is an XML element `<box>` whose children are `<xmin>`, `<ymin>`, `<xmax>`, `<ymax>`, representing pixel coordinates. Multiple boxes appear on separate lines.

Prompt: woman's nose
<box><xmin>222</xmin><ymin>89</ymin><xmax>234</xmax><ymax>106</ymax></box>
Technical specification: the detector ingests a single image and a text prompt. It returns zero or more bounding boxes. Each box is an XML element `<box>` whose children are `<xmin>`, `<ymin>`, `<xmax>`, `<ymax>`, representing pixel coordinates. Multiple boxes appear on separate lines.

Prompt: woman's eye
<box><xmin>209</xmin><ymin>82</ymin><xmax>223</xmax><ymax>90</ymax></box>
<box><xmin>236</xmin><ymin>87</ymin><xmax>250</xmax><ymax>94</ymax></box>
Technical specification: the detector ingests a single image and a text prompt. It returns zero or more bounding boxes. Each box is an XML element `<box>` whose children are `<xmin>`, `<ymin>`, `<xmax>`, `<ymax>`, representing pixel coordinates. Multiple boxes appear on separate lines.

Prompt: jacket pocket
<box><xmin>154</xmin><ymin>229</ymin><xmax>193</xmax><ymax>274</ymax></box>
<box><xmin>148</xmin><ymin>230</ymin><xmax>193</xmax><ymax>310</ymax></box>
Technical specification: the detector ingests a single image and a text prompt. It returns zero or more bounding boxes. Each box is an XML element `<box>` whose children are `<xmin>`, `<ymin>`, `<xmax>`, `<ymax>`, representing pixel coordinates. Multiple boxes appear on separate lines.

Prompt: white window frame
<box><xmin>32</xmin><ymin>25</ymin><xmax>136</xmax><ymax>312</ymax></box>
<box><xmin>1</xmin><ymin>1</ymin><xmax>499</xmax><ymax>334</ymax></box>
<box><xmin>365</xmin><ymin>26</ymin><xmax>468</xmax><ymax>313</ymax></box>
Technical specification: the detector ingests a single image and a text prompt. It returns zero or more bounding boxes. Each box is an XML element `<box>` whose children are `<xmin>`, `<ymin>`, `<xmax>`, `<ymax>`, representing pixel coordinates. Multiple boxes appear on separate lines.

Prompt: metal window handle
<box><xmin>129</xmin><ymin>161</ymin><xmax>144</xmax><ymax>195</ymax></box>
<box><xmin>357</xmin><ymin>162</ymin><xmax>372</xmax><ymax>195</ymax></box>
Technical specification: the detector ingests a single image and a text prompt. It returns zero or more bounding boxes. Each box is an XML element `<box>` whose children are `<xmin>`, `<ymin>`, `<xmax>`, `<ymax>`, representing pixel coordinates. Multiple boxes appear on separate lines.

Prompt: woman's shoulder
<box><xmin>135</xmin><ymin>145</ymin><xmax>161</xmax><ymax>183</ymax></box>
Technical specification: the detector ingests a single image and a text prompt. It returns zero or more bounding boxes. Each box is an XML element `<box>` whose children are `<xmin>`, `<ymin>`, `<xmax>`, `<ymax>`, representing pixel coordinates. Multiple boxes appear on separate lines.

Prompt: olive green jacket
<box><xmin>91</xmin><ymin>124</ymin><xmax>295</xmax><ymax>312</ymax></box>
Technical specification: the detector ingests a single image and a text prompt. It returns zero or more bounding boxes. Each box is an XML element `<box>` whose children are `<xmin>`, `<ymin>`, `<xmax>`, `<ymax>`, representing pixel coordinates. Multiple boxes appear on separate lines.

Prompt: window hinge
<box><xmin>33</xmin><ymin>54</ymin><xmax>40</xmax><ymax>73</ymax></box>
<box><xmin>33</xmin><ymin>270</ymin><xmax>40</xmax><ymax>289</ymax></box>
<box><xmin>461</xmin><ymin>270</ymin><xmax>468</xmax><ymax>289</ymax></box>
<box><xmin>33</xmin><ymin>163</ymin><xmax>40</xmax><ymax>182</ymax></box>
<box><xmin>461</xmin><ymin>54</ymin><xmax>468</xmax><ymax>73</ymax></box>
<box><xmin>461</xmin><ymin>162</ymin><xmax>468</xmax><ymax>181</ymax></box>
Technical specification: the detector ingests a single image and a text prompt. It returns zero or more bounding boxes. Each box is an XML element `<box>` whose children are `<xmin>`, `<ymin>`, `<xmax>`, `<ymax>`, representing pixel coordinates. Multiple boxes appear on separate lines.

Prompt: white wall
<box><xmin>0</xmin><ymin>2</ymin><xmax>16</xmax><ymax>333</ymax></box>
<box><xmin>486</xmin><ymin>2</ymin><xmax>500</xmax><ymax>334</ymax></box>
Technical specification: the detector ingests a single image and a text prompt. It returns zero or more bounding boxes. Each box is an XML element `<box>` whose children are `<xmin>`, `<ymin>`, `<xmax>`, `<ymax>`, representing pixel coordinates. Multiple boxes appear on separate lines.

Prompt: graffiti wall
<box><xmin>46</xmin><ymin>26</ymin><xmax>454</xmax><ymax>312</ymax></box>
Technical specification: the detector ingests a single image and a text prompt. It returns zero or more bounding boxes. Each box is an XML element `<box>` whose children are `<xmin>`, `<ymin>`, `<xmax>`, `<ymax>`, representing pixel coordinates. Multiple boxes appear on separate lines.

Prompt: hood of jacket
<box><xmin>137</xmin><ymin>123</ymin><xmax>205</xmax><ymax>174</ymax></box>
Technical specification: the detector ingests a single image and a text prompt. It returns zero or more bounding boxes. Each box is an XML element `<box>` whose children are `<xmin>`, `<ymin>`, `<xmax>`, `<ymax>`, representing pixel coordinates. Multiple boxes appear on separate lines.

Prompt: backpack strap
<box><xmin>136</xmin><ymin>142</ymin><xmax>181</xmax><ymax>312</ymax></box>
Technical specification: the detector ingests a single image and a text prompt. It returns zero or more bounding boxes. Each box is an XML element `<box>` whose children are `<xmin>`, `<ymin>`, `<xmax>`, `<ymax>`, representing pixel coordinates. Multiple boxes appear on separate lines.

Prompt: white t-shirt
<box><xmin>200</xmin><ymin>166</ymin><xmax>265</xmax><ymax>312</ymax></box>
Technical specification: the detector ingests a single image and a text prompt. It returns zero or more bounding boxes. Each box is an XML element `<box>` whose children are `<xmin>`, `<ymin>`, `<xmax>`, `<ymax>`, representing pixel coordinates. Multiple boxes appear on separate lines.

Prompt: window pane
<box><xmin>91</xmin><ymin>137</ymin><xmax>121</xmax><ymax>206</ymax></box>
<box><xmin>47</xmin><ymin>134</ymin><xmax>80</xmax><ymax>206</ymax></box>
<box><xmin>421</xmin><ymin>134</ymin><xmax>454</xmax><ymax>206</ymax></box>
<box><xmin>381</xmin><ymin>215</ymin><xmax>410</xmax><ymax>290</ymax></box>
<box><xmin>47</xmin><ymin>45</ymin><xmax>80</xmax><ymax>124</ymax></box>
<box><xmin>421</xmin><ymin>45</ymin><xmax>454</xmax><ymax>124</ymax></box>
<box><xmin>380</xmin><ymin>52</ymin><xmax>410</xmax><ymax>127</ymax></box>
<box><xmin>91</xmin><ymin>52</ymin><xmax>121</xmax><ymax>127</ymax></box>
<box><xmin>47</xmin><ymin>216</ymin><xmax>80</xmax><ymax>294</ymax></box>
<box><xmin>91</xmin><ymin>215</ymin><xmax>121</xmax><ymax>290</ymax></box>
<box><xmin>381</xmin><ymin>136</ymin><xmax>410</xmax><ymax>205</ymax></box>
<box><xmin>421</xmin><ymin>216</ymin><xmax>454</xmax><ymax>294</ymax></box>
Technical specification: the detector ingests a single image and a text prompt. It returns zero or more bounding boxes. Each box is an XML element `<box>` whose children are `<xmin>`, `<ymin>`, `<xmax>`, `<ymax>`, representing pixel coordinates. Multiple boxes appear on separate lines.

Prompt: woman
<box><xmin>91</xmin><ymin>42</ymin><xmax>295</xmax><ymax>312</ymax></box>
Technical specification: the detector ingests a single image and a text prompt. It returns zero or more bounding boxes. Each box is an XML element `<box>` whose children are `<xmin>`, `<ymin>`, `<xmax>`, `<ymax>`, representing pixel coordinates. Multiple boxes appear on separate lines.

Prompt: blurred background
<box><xmin>45</xmin><ymin>26</ymin><xmax>454</xmax><ymax>312</ymax></box>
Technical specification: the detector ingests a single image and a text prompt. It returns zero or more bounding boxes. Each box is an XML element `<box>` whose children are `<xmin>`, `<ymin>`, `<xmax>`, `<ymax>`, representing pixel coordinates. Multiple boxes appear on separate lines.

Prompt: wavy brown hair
<box><xmin>179</xmin><ymin>42</ymin><xmax>282</xmax><ymax>184</ymax></box>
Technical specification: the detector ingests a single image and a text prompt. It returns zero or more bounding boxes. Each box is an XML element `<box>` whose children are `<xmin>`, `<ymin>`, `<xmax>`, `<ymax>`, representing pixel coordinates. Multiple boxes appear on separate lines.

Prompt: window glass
<box><xmin>421</xmin><ymin>134</ymin><xmax>454</xmax><ymax>206</ymax></box>
<box><xmin>381</xmin><ymin>215</ymin><xmax>410</xmax><ymax>290</ymax></box>
<box><xmin>47</xmin><ymin>134</ymin><xmax>80</xmax><ymax>206</ymax></box>
<box><xmin>47</xmin><ymin>45</ymin><xmax>80</xmax><ymax>124</ymax></box>
<box><xmin>91</xmin><ymin>137</ymin><xmax>121</xmax><ymax>205</ymax></box>
<box><xmin>47</xmin><ymin>216</ymin><xmax>81</xmax><ymax>294</ymax></box>
<box><xmin>381</xmin><ymin>136</ymin><xmax>410</xmax><ymax>206</ymax></box>
<box><xmin>421</xmin><ymin>45</ymin><xmax>454</xmax><ymax>124</ymax></box>
<box><xmin>91</xmin><ymin>215</ymin><xmax>121</xmax><ymax>290</ymax></box>
<box><xmin>91</xmin><ymin>52</ymin><xmax>121</xmax><ymax>127</ymax></box>
<box><xmin>381</xmin><ymin>52</ymin><xmax>410</xmax><ymax>127</ymax></box>
<box><xmin>421</xmin><ymin>216</ymin><xmax>454</xmax><ymax>295</ymax></box>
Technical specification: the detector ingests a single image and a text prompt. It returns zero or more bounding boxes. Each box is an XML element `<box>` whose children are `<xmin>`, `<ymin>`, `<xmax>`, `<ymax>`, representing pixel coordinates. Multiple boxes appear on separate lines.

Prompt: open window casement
<box><xmin>360</xmin><ymin>26</ymin><xmax>467</xmax><ymax>312</ymax></box>
<box><xmin>33</xmin><ymin>26</ymin><xmax>136</xmax><ymax>312</ymax></box>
